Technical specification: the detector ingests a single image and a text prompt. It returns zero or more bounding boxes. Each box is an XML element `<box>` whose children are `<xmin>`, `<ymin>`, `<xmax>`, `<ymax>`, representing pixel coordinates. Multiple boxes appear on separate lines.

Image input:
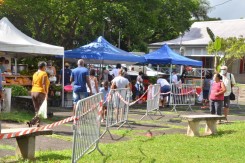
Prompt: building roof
<box><xmin>150</xmin><ymin>19</ymin><xmax>245</xmax><ymax>47</ymax></box>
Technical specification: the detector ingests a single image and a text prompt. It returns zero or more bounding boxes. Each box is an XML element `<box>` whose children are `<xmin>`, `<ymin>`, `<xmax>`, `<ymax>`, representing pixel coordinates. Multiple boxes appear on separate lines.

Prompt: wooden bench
<box><xmin>180</xmin><ymin>114</ymin><xmax>226</xmax><ymax>137</ymax></box>
<box><xmin>1</xmin><ymin>128</ymin><xmax>52</xmax><ymax>159</ymax></box>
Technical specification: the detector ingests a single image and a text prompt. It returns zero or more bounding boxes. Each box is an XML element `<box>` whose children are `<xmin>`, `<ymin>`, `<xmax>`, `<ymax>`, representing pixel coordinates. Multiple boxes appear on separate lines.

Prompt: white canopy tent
<box><xmin>0</xmin><ymin>17</ymin><xmax>64</xmax><ymax>55</ymax></box>
<box><xmin>0</xmin><ymin>17</ymin><xmax>65</xmax><ymax>106</ymax></box>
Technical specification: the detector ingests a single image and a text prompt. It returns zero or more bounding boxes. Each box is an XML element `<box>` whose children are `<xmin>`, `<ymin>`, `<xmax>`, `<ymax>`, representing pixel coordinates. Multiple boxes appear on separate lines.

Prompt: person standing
<box><xmin>46</xmin><ymin>60</ymin><xmax>57</xmax><ymax>83</ymax></box>
<box><xmin>171</xmin><ymin>69</ymin><xmax>179</xmax><ymax>85</ymax></box>
<box><xmin>88</xmin><ymin>69</ymin><xmax>99</xmax><ymax>95</ymax></box>
<box><xmin>28</xmin><ymin>61</ymin><xmax>50</xmax><ymax>127</ymax></box>
<box><xmin>157</xmin><ymin>75</ymin><xmax>170</xmax><ymax>108</ymax></box>
<box><xmin>111</xmin><ymin>69</ymin><xmax>130</xmax><ymax>89</ymax></box>
<box><xmin>135</xmin><ymin>71</ymin><xmax>144</xmax><ymax>100</ymax></box>
<box><xmin>70</xmin><ymin>59</ymin><xmax>92</xmax><ymax>115</ymax></box>
<box><xmin>220</xmin><ymin>65</ymin><xmax>236</xmax><ymax>121</ymax></box>
<box><xmin>58</xmin><ymin>62</ymin><xmax>72</xmax><ymax>86</ymax></box>
<box><xmin>100</xmin><ymin>81</ymin><xmax>110</xmax><ymax>122</ymax></box>
<box><xmin>111</xmin><ymin>69</ymin><xmax>130</xmax><ymax>122</ymax></box>
<box><xmin>0</xmin><ymin>57</ymin><xmax>6</xmax><ymax>73</ymax></box>
<box><xmin>0</xmin><ymin>69</ymin><xmax>3</xmax><ymax>112</ymax></box>
<box><xmin>111</xmin><ymin>63</ymin><xmax>121</xmax><ymax>78</ymax></box>
<box><xmin>46</xmin><ymin>60</ymin><xmax>57</xmax><ymax>97</ymax></box>
<box><xmin>209</xmin><ymin>73</ymin><xmax>226</xmax><ymax>116</ymax></box>
<box><xmin>201</xmin><ymin>73</ymin><xmax>212</xmax><ymax>109</ymax></box>
<box><xmin>100</xmin><ymin>67</ymin><xmax>110</xmax><ymax>83</ymax></box>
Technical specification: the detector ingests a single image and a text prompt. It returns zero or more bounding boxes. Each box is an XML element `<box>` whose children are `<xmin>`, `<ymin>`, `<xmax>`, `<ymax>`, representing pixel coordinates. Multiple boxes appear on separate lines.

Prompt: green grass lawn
<box><xmin>2</xmin><ymin>121</ymin><xmax>245</xmax><ymax>163</ymax></box>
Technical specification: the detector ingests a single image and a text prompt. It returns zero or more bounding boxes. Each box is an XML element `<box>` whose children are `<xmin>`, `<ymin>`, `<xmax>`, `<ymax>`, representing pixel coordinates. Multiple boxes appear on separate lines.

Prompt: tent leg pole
<box><xmin>62</xmin><ymin>56</ymin><xmax>64</xmax><ymax>107</ymax></box>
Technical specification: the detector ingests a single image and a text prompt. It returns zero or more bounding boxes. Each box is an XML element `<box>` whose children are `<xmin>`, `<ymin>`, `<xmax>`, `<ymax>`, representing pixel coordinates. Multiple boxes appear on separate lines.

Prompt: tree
<box><xmin>0</xmin><ymin>0</ymin><xmax>211</xmax><ymax>52</ymax></box>
<box><xmin>207</xmin><ymin>36</ymin><xmax>245</xmax><ymax>71</ymax></box>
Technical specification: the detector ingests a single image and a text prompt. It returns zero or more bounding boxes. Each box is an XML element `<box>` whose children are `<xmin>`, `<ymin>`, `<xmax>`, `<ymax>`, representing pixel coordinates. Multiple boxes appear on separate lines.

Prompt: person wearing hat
<box><xmin>220</xmin><ymin>65</ymin><xmax>236</xmax><ymax>122</ymax></box>
<box><xmin>59</xmin><ymin>62</ymin><xmax>72</xmax><ymax>86</ymax></box>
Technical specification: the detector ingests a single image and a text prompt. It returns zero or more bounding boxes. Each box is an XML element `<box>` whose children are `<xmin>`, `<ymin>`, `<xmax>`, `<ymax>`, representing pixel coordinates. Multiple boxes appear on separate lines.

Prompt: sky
<box><xmin>208</xmin><ymin>0</ymin><xmax>245</xmax><ymax>20</ymax></box>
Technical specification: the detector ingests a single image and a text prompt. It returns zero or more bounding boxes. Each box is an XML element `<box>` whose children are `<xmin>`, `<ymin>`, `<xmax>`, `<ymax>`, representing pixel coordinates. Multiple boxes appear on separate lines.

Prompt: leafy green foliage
<box><xmin>148</xmin><ymin>76</ymin><xmax>157</xmax><ymax>84</ymax></box>
<box><xmin>207</xmin><ymin>36</ymin><xmax>245</xmax><ymax>70</ymax></box>
<box><xmin>4</xmin><ymin>85</ymin><xmax>28</xmax><ymax>97</ymax></box>
<box><xmin>0</xmin><ymin>0</ymin><xmax>211</xmax><ymax>52</ymax></box>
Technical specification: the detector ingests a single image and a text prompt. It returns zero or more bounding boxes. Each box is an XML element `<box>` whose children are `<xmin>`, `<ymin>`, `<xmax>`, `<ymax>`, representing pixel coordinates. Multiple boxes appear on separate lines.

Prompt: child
<box><xmin>99</xmin><ymin>81</ymin><xmax>110</xmax><ymax>122</ymax></box>
<box><xmin>201</xmin><ymin>73</ymin><xmax>212</xmax><ymax>109</ymax></box>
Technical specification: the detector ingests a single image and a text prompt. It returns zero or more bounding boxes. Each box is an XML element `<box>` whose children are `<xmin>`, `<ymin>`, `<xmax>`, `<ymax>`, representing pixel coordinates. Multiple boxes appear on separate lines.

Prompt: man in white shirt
<box><xmin>171</xmin><ymin>70</ymin><xmax>179</xmax><ymax>84</ymax></box>
<box><xmin>157</xmin><ymin>75</ymin><xmax>170</xmax><ymax>107</ymax></box>
<box><xmin>111</xmin><ymin>69</ymin><xmax>130</xmax><ymax>122</ymax></box>
<box><xmin>111</xmin><ymin>63</ymin><xmax>121</xmax><ymax>78</ymax></box>
<box><xmin>220</xmin><ymin>65</ymin><xmax>236</xmax><ymax>122</ymax></box>
<box><xmin>111</xmin><ymin>69</ymin><xmax>130</xmax><ymax>89</ymax></box>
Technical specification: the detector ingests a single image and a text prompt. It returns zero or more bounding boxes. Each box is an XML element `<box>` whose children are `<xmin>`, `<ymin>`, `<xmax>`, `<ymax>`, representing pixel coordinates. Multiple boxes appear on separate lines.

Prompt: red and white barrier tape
<box><xmin>129</xmin><ymin>88</ymin><xmax>148</xmax><ymax>106</ymax></box>
<box><xmin>0</xmin><ymin>100</ymin><xmax>103</xmax><ymax>140</ymax></box>
<box><xmin>0</xmin><ymin>116</ymin><xmax>76</xmax><ymax>140</ymax></box>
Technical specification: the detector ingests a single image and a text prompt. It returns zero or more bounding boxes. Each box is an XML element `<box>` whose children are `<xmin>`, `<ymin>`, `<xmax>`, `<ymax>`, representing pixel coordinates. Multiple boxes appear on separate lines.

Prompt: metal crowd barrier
<box><xmin>72</xmin><ymin>93</ymin><xmax>104</xmax><ymax>163</ymax></box>
<box><xmin>102</xmin><ymin>88</ymin><xmax>131</xmax><ymax>138</ymax></box>
<box><xmin>169</xmin><ymin>84</ymin><xmax>196</xmax><ymax>112</ymax></box>
<box><xmin>230</xmin><ymin>86</ymin><xmax>241</xmax><ymax>109</ymax></box>
<box><xmin>141</xmin><ymin>84</ymin><xmax>162</xmax><ymax>120</ymax></box>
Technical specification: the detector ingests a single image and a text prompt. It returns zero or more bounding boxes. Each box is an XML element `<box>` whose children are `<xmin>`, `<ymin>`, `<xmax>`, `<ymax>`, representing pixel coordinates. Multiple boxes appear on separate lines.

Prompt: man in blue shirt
<box><xmin>59</xmin><ymin>62</ymin><xmax>72</xmax><ymax>86</ymax></box>
<box><xmin>70</xmin><ymin>59</ymin><xmax>92</xmax><ymax>115</ymax></box>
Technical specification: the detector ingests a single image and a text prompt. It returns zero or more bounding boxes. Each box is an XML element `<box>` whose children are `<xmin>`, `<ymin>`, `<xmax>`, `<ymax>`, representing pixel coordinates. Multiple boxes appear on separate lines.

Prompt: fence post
<box><xmin>71</xmin><ymin>93</ymin><xmax>104</xmax><ymax>163</ymax></box>
<box><xmin>140</xmin><ymin>84</ymin><xmax>162</xmax><ymax>120</ymax></box>
<box><xmin>101</xmin><ymin>88</ymin><xmax>131</xmax><ymax>139</ymax></box>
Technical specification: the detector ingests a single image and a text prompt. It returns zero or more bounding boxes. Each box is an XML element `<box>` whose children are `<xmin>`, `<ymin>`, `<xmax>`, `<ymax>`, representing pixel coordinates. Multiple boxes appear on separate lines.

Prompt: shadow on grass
<box><xmin>53</xmin><ymin>131</ymin><xmax>73</xmax><ymax>136</ymax></box>
<box><xmin>168</xmin><ymin>118</ymin><xmax>182</xmax><ymax>123</ymax></box>
<box><xmin>129</xmin><ymin>121</ymin><xmax>170</xmax><ymax>129</ymax></box>
<box><xmin>102</xmin><ymin>154</ymin><xmax>112</xmax><ymax>163</ymax></box>
<box><xmin>110</xmin><ymin>129</ymin><xmax>132</xmax><ymax>141</ymax></box>
<box><xmin>35</xmin><ymin>153</ymin><xmax>71</xmax><ymax>162</ymax></box>
<box><xmin>217</xmin><ymin>130</ymin><xmax>236</xmax><ymax>135</ymax></box>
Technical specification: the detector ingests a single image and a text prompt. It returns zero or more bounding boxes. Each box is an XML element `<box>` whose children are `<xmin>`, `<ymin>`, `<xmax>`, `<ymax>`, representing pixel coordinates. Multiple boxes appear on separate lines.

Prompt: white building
<box><xmin>148</xmin><ymin>19</ymin><xmax>245</xmax><ymax>83</ymax></box>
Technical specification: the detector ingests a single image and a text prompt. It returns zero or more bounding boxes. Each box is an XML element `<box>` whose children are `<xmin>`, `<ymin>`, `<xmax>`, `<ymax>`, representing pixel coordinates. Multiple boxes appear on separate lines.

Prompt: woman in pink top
<box><xmin>209</xmin><ymin>73</ymin><xmax>226</xmax><ymax>115</ymax></box>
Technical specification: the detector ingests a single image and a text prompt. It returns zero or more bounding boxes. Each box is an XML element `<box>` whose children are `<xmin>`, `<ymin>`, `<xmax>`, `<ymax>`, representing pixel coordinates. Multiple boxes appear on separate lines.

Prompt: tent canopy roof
<box><xmin>65</xmin><ymin>36</ymin><xmax>146</xmax><ymax>64</ymax></box>
<box><xmin>0</xmin><ymin>17</ymin><xmax>64</xmax><ymax>56</ymax></box>
<box><xmin>144</xmin><ymin>44</ymin><xmax>202</xmax><ymax>67</ymax></box>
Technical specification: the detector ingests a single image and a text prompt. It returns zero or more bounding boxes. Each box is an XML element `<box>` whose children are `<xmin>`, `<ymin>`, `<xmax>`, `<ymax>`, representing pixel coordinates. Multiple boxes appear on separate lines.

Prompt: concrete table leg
<box><xmin>205</xmin><ymin>120</ymin><xmax>217</xmax><ymax>135</ymax></box>
<box><xmin>187</xmin><ymin>121</ymin><xmax>200</xmax><ymax>136</ymax></box>
<box><xmin>16</xmin><ymin>136</ymin><xmax>35</xmax><ymax>159</ymax></box>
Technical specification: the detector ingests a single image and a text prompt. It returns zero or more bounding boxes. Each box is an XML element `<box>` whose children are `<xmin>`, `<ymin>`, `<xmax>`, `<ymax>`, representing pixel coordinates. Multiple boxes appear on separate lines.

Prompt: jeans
<box><xmin>210</xmin><ymin>100</ymin><xmax>223</xmax><ymax>115</ymax></box>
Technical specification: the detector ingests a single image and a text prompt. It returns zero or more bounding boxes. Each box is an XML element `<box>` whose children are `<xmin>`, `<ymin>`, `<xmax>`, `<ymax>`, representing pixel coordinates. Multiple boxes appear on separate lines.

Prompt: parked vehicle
<box><xmin>128</xmin><ymin>65</ymin><xmax>165</xmax><ymax>77</ymax></box>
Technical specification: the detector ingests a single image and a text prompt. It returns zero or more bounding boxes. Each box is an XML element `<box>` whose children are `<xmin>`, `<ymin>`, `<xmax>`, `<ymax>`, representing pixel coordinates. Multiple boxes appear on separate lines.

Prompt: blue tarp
<box><xmin>65</xmin><ymin>36</ymin><xmax>146</xmax><ymax>64</ymax></box>
<box><xmin>144</xmin><ymin>44</ymin><xmax>202</xmax><ymax>67</ymax></box>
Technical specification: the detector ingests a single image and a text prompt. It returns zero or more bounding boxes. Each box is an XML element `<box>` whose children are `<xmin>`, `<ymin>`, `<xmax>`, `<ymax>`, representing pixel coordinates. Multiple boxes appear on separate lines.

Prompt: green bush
<box><xmin>148</xmin><ymin>76</ymin><xmax>157</xmax><ymax>84</ymax></box>
<box><xmin>4</xmin><ymin>85</ymin><xmax>28</xmax><ymax>97</ymax></box>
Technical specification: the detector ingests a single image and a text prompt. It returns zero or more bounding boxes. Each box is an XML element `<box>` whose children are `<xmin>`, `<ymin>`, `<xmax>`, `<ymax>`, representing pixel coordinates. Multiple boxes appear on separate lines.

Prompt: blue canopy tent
<box><xmin>144</xmin><ymin>44</ymin><xmax>202</xmax><ymax>67</ymax></box>
<box><xmin>144</xmin><ymin>44</ymin><xmax>203</xmax><ymax>93</ymax></box>
<box><xmin>65</xmin><ymin>36</ymin><xmax>146</xmax><ymax>64</ymax></box>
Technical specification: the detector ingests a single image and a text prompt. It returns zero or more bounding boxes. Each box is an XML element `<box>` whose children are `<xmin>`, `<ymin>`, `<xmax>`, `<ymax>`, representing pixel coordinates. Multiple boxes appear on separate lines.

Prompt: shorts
<box><xmin>160</xmin><ymin>85</ymin><xmax>171</xmax><ymax>98</ymax></box>
<box><xmin>224</xmin><ymin>96</ymin><xmax>230</xmax><ymax>108</ymax></box>
<box><xmin>203</xmin><ymin>90</ymin><xmax>209</xmax><ymax>100</ymax></box>
<box><xmin>73</xmin><ymin>92</ymin><xmax>88</xmax><ymax>104</ymax></box>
